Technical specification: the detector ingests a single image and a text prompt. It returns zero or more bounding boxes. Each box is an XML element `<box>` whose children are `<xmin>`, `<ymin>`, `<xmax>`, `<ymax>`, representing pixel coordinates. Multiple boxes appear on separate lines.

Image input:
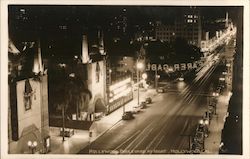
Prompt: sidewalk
<box><xmin>48</xmin><ymin>88</ymin><xmax>157</xmax><ymax>154</ymax></box>
<box><xmin>202</xmin><ymin>38</ymin><xmax>234</xmax><ymax>154</ymax></box>
<box><xmin>203</xmin><ymin>89</ymin><xmax>231</xmax><ymax>154</ymax></box>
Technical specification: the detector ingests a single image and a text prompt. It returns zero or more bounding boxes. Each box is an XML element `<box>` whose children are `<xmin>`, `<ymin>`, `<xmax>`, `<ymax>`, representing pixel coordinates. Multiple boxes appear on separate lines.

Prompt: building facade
<box><xmin>155</xmin><ymin>7</ymin><xmax>202</xmax><ymax>47</ymax></box>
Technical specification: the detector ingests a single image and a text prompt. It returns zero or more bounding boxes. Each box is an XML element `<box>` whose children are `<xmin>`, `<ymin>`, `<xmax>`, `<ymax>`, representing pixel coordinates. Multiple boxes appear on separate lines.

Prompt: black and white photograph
<box><xmin>1</xmin><ymin>0</ymin><xmax>249</xmax><ymax>159</ymax></box>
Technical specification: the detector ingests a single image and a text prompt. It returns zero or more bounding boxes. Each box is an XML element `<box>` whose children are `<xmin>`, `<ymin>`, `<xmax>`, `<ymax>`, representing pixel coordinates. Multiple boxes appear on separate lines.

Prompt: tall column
<box><xmin>98</xmin><ymin>30</ymin><xmax>105</xmax><ymax>55</ymax></box>
<box><xmin>82</xmin><ymin>35</ymin><xmax>90</xmax><ymax>64</ymax></box>
<box><xmin>33</xmin><ymin>39</ymin><xmax>43</xmax><ymax>74</ymax></box>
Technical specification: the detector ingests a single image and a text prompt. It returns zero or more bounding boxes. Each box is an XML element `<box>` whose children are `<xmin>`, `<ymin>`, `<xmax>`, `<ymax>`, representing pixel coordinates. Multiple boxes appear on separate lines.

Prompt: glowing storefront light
<box><xmin>109</xmin><ymin>88</ymin><xmax>131</xmax><ymax>103</ymax></box>
<box><xmin>219</xmin><ymin>77</ymin><xmax>225</xmax><ymax>81</ymax></box>
<box><xmin>112</xmin><ymin>85</ymin><xmax>127</xmax><ymax>95</ymax></box>
<box><xmin>109</xmin><ymin>78</ymin><xmax>131</xmax><ymax>91</ymax></box>
<box><xmin>109</xmin><ymin>78</ymin><xmax>132</xmax><ymax>103</ymax></box>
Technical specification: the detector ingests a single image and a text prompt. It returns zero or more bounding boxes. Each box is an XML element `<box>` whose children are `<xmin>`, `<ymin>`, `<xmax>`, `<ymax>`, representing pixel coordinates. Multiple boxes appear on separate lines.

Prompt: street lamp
<box><xmin>109</xmin><ymin>69</ymin><xmax>112</xmax><ymax>85</ymax></box>
<box><xmin>136</xmin><ymin>62</ymin><xmax>143</xmax><ymax>70</ymax></box>
<box><xmin>58</xmin><ymin>63</ymin><xmax>66</xmax><ymax>142</ymax></box>
<box><xmin>142</xmin><ymin>73</ymin><xmax>147</xmax><ymax>80</ymax></box>
<box><xmin>198</xmin><ymin>119</ymin><xmax>208</xmax><ymax>151</ymax></box>
<box><xmin>211</xmin><ymin>92</ymin><xmax>219</xmax><ymax>115</ymax></box>
<box><xmin>27</xmin><ymin>140</ymin><xmax>37</xmax><ymax>154</ymax></box>
<box><xmin>136</xmin><ymin>61</ymin><xmax>144</xmax><ymax>106</ymax></box>
<box><xmin>155</xmin><ymin>74</ymin><xmax>160</xmax><ymax>92</ymax></box>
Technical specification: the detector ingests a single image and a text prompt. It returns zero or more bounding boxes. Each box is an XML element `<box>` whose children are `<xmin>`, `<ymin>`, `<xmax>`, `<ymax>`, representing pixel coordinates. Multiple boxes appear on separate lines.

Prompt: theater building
<box><xmin>8</xmin><ymin>40</ymin><xmax>50</xmax><ymax>154</ymax></box>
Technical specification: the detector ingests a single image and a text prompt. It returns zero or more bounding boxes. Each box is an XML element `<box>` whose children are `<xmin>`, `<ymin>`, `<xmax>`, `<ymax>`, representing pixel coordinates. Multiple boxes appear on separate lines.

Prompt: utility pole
<box><xmin>137</xmin><ymin>68</ymin><xmax>140</xmax><ymax>106</ymax></box>
<box><xmin>62</xmin><ymin>104</ymin><xmax>65</xmax><ymax>142</ymax></box>
<box><xmin>155</xmin><ymin>69</ymin><xmax>158</xmax><ymax>92</ymax></box>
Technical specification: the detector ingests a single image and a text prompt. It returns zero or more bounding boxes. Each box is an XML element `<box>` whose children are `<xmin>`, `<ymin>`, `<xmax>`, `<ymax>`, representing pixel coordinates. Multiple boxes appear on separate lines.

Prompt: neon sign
<box><xmin>145</xmin><ymin>60</ymin><xmax>205</xmax><ymax>72</ymax></box>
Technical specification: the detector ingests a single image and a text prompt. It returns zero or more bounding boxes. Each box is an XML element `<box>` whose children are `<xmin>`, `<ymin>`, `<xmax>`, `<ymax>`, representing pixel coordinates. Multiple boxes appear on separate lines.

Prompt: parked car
<box><xmin>157</xmin><ymin>87</ymin><xmax>167</xmax><ymax>93</ymax></box>
<box><xmin>145</xmin><ymin>97</ymin><xmax>152</xmax><ymax>104</ymax></box>
<box><xmin>178</xmin><ymin>77</ymin><xmax>184</xmax><ymax>81</ymax></box>
<box><xmin>140</xmin><ymin>101</ymin><xmax>147</xmax><ymax>109</ymax></box>
<box><xmin>122</xmin><ymin>111</ymin><xmax>134</xmax><ymax>120</ymax></box>
<box><xmin>132</xmin><ymin>105</ymin><xmax>141</xmax><ymax>114</ymax></box>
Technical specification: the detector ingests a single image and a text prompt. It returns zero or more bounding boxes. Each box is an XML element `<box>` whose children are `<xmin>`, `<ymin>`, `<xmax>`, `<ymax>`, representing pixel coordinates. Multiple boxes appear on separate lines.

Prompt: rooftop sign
<box><xmin>146</xmin><ymin>60</ymin><xmax>205</xmax><ymax>72</ymax></box>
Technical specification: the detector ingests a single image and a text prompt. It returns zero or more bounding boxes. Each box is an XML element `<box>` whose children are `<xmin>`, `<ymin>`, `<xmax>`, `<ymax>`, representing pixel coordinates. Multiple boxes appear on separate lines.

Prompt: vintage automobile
<box><xmin>140</xmin><ymin>101</ymin><xmax>147</xmax><ymax>109</ymax></box>
<box><xmin>122</xmin><ymin>111</ymin><xmax>134</xmax><ymax>120</ymax></box>
<box><xmin>145</xmin><ymin>97</ymin><xmax>152</xmax><ymax>104</ymax></box>
<box><xmin>157</xmin><ymin>87</ymin><xmax>167</xmax><ymax>93</ymax></box>
<box><xmin>132</xmin><ymin>105</ymin><xmax>141</xmax><ymax>114</ymax></box>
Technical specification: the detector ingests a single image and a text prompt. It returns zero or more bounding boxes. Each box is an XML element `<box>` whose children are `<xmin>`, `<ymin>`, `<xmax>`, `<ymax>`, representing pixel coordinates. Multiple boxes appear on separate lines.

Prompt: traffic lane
<box><xmin>79</xmin><ymin>60</ymin><xmax>222</xmax><ymax>154</ymax></box>
<box><xmin>130</xmin><ymin>62</ymin><xmax>220</xmax><ymax>153</ymax></box>
<box><xmin>155</xmin><ymin>63</ymin><xmax>226</xmax><ymax>153</ymax></box>
<box><xmin>80</xmin><ymin>75</ymin><xmax>215</xmax><ymax>154</ymax></box>
<box><xmin>86</xmin><ymin>80</ymin><xmax>209</xmax><ymax>154</ymax></box>
<box><xmin>111</xmin><ymin>90</ymin><xmax>209</xmax><ymax>154</ymax></box>
<box><xmin>136</xmin><ymin>79</ymin><xmax>211</xmax><ymax>154</ymax></box>
<box><xmin>156</xmin><ymin>95</ymin><xmax>209</xmax><ymax>153</ymax></box>
<box><xmin>80</xmin><ymin>92</ymin><xmax>187</xmax><ymax>154</ymax></box>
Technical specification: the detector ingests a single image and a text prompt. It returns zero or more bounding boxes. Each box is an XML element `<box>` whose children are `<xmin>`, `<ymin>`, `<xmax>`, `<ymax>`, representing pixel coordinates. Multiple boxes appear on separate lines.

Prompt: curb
<box><xmin>91</xmin><ymin>91</ymin><xmax>158</xmax><ymax>142</ymax></box>
<box><xmin>96</xmin><ymin>118</ymin><xmax>122</xmax><ymax>139</ymax></box>
<box><xmin>85</xmin><ymin>89</ymin><xmax>158</xmax><ymax>147</ymax></box>
<box><xmin>89</xmin><ymin>119</ymin><xmax>122</xmax><ymax>144</ymax></box>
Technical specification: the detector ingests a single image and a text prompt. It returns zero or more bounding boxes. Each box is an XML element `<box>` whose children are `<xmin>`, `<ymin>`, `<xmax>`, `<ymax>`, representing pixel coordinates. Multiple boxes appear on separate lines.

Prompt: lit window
<box><xmin>59</xmin><ymin>25</ymin><xmax>67</xmax><ymax>30</ymax></box>
<box><xmin>187</xmin><ymin>19</ymin><xmax>193</xmax><ymax>23</ymax></box>
<box><xmin>188</xmin><ymin>15</ymin><xmax>193</xmax><ymax>18</ymax></box>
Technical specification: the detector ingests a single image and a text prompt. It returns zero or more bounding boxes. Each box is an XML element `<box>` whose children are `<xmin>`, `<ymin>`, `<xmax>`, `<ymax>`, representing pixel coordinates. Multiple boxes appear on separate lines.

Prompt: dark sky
<box><xmin>9</xmin><ymin>5</ymin><xmax>242</xmax><ymax>27</ymax></box>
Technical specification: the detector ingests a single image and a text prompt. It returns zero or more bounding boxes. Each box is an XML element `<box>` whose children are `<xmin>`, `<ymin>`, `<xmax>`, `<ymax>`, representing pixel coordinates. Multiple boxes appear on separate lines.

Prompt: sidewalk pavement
<box><xmin>48</xmin><ymin>88</ymin><xmax>157</xmax><ymax>154</ymax></box>
<box><xmin>203</xmin><ymin>88</ymin><xmax>232</xmax><ymax>154</ymax></box>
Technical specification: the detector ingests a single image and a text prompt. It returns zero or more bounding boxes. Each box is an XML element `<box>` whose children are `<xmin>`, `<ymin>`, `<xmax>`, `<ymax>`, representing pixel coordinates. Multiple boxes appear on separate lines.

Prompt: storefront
<box><xmin>107</xmin><ymin>77</ymin><xmax>133</xmax><ymax>114</ymax></box>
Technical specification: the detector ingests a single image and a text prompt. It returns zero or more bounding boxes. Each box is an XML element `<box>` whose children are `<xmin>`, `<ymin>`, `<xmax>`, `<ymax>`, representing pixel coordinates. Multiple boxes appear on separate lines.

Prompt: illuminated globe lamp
<box><xmin>204</xmin><ymin>119</ymin><xmax>209</xmax><ymax>125</ymax></box>
<box><xmin>212</xmin><ymin>92</ymin><xmax>219</xmax><ymax>97</ymax></box>
<box><xmin>27</xmin><ymin>140</ymin><xmax>38</xmax><ymax>154</ymax></box>
<box><xmin>136</xmin><ymin>62</ymin><xmax>144</xmax><ymax>70</ymax></box>
<box><xmin>199</xmin><ymin>119</ymin><xmax>204</xmax><ymax>125</ymax></box>
<box><xmin>142</xmin><ymin>73</ymin><xmax>149</xmax><ymax>89</ymax></box>
<box><xmin>109</xmin><ymin>69</ymin><xmax>112</xmax><ymax>73</ymax></box>
<box><xmin>199</xmin><ymin>118</ymin><xmax>209</xmax><ymax>128</ymax></box>
<box><xmin>136</xmin><ymin>61</ymin><xmax>144</xmax><ymax>106</ymax></box>
<box><xmin>142</xmin><ymin>73</ymin><xmax>147</xmax><ymax>80</ymax></box>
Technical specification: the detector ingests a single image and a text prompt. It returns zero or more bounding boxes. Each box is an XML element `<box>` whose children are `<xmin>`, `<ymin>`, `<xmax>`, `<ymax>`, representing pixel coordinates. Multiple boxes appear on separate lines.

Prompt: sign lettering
<box><xmin>146</xmin><ymin>60</ymin><xmax>204</xmax><ymax>72</ymax></box>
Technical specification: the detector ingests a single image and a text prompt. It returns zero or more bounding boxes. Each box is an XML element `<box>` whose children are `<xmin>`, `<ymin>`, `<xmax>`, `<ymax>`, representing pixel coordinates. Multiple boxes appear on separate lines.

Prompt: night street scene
<box><xmin>7</xmin><ymin>5</ymin><xmax>243</xmax><ymax>155</ymax></box>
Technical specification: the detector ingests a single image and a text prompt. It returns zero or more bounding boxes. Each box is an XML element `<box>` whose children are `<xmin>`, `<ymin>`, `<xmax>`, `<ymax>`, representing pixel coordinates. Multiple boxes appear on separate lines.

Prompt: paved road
<box><xmin>78</xmin><ymin>43</ymin><xmax>233</xmax><ymax>155</ymax></box>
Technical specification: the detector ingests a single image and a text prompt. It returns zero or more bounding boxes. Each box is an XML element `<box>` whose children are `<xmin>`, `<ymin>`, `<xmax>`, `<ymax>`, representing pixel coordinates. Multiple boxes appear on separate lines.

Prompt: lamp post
<box><xmin>199</xmin><ymin>119</ymin><xmax>209</xmax><ymax>151</ymax></box>
<box><xmin>27</xmin><ymin>141</ymin><xmax>37</xmax><ymax>154</ymax></box>
<box><xmin>136</xmin><ymin>61</ymin><xmax>143</xmax><ymax>106</ymax></box>
<box><xmin>155</xmin><ymin>69</ymin><xmax>158</xmax><ymax>92</ymax></box>
<box><xmin>59</xmin><ymin>63</ymin><xmax>66</xmax><ymax>142</ymax></box>
<box><xmin>211</xmin><ymin>92</ymin><xmax>219</xmax><ymax>115</ymax></box>
<box><xmin>109</xmin><ymin>69</ymin><xmax>112</xmax><ymax>85</ymax></box>
<box><xmin>62</xmin><ymin>104</ymin><xmax>66</xmax><ymax>142</ymax></box>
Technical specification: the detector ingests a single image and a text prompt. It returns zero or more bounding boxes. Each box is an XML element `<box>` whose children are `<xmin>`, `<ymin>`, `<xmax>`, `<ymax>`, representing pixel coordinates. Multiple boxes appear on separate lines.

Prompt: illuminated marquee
<box><xmin>107</xmin><ymin>77</ymin><xmax>133</xmax><ymax>114</ymax></box>
<box><xmin>146</xmin><ymin>60</ymin><xmax>205</xmax><ymax>72</ymax></box>
<box><xmin>109</xmin><ymin>77</ymin><xmax>132</xmax><ymax>103</ymax></box>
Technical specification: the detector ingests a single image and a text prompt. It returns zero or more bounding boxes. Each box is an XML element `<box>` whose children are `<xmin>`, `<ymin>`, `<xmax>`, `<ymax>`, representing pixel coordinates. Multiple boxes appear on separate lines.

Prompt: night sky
<box><xmin>9</xmin><ymin>5</ymin><xmax>241</xmax><ymax>27</ymax></box>
<box><xmin>8</xmin><ymin>5</ymin><xmax>242</xmax><ymax>60</ymax></box>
